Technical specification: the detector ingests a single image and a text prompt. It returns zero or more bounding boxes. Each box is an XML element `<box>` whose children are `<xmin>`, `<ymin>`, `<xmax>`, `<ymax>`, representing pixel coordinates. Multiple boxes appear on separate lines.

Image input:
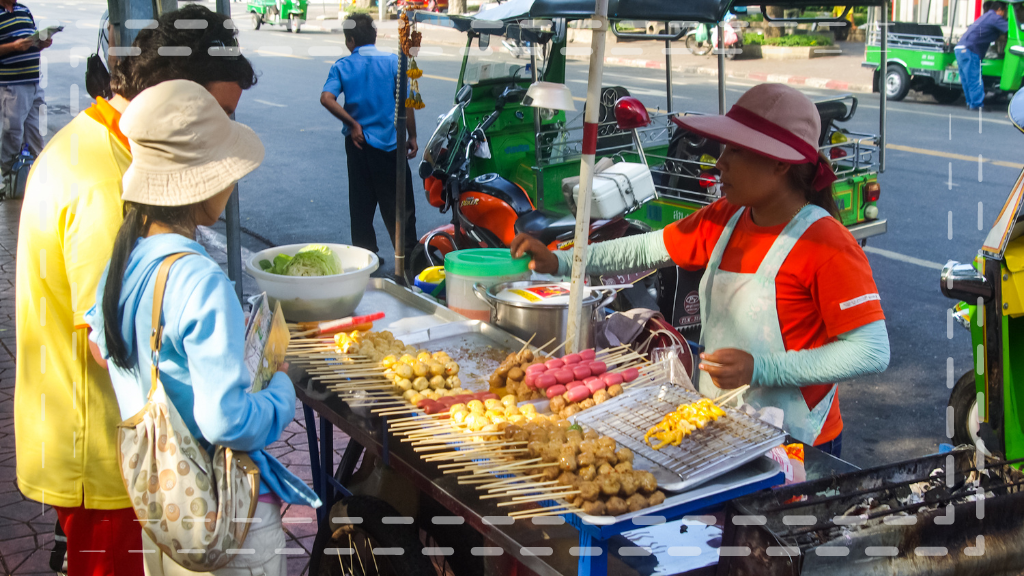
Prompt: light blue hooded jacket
<box><xmin>86</xmin><ymin>233</ymin><xmax>321</xmax><ymax>508</ymax></box>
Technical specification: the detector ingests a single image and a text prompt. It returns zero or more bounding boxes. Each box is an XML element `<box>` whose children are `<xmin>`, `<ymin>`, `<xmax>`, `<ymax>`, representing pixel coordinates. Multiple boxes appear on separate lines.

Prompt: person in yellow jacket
<box><xmin>14</xmin><ymin>6</ymin><xmax>257</xmax><ymax>574</ymax></box>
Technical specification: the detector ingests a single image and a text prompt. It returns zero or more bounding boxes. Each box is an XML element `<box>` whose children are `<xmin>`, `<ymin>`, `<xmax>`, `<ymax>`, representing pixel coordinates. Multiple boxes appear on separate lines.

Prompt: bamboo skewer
<box><xmin>517</xmin><ymin>333</ymin><xmax>537</xmax><ymax>355</ymax></box>
<box><xmin>509</xmin><ymin>506</ymin><xmax>582</xmax><ymax>519</ymax></box>
<box><xmin>463</xmin><ymin>473</ymin><xmax>544</xmax><ymax>487</ymax></box>
<box><xmin>496</xmin><ymin>490</ymin><xmax>580</xmax><ymax>506</ymax></box>
<box><xmin>715</xmin><ymin>384</ymin><xmax>749</xmax><ymax>406</ymax></box>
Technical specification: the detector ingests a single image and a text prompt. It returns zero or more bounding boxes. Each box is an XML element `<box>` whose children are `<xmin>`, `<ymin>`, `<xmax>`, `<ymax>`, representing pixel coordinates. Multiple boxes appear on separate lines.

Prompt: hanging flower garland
<box><xmin>399</xmin><ymin>11</ymin><xmax>425</xmax><ymax>110</ymax></box>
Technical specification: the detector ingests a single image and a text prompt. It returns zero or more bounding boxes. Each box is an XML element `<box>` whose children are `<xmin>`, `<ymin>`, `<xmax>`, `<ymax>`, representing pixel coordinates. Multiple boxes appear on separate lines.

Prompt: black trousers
<box><xmin>345</xmin><ymin>136</ymin><xmax>418</xmax><ymax>256</ymax></box>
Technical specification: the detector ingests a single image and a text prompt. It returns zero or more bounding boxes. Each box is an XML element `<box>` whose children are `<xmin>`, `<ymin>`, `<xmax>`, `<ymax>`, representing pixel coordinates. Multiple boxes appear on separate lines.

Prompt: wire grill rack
<box><xmin>574</xmin><ymin>383</ymin><xmax>786</xmax><ymax>492</ymax></box>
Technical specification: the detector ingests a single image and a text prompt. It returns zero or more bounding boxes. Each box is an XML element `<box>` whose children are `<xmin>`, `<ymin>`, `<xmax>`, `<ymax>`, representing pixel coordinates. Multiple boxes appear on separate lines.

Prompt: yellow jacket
<box><xmin>15</xmin><ymin>99</ymin><xmax>132</xmax><ymax>509</ymax></box>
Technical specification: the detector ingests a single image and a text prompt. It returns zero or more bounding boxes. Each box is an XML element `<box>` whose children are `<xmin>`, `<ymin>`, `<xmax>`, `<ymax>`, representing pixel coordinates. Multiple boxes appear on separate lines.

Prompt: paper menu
<box><xmin>244</xmin><ymin>293</ymin><xmax>290</xmax><ymax>393</ymax></box>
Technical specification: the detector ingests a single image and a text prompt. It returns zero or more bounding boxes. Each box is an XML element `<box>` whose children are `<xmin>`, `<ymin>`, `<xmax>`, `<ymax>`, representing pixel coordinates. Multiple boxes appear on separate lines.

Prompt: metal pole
<box><xmin>879</xmin><ymin>1</ymin><xmax>887</xmax><ymax>173</ymax></box>
<box><xmin>664</xmin><ymin>22</ymin><xmax>672</xmax><ymax>113</ymax></box>
<box><xmin>565</xmin><ymin>0</ymin><xmax>609</xmax><ymax>355</ymax></box>
<box><xmin>395</xmin><ymin>50</ymin><xmax>410</xmax><ymax>285</ymax></box>
<box><xmin>717</xmin><ymin>21</ymin><xmax>726</xmax><ymax>114</ymax></box>
<box><xmin>531</xmin><ymin>40</ymin><xmax>545</xmax><ymax>208</ymax></box>
<box><xmin>214</xmin><ymin>0</ymin><xmax>244</xmax><ymax>302</ymax></box>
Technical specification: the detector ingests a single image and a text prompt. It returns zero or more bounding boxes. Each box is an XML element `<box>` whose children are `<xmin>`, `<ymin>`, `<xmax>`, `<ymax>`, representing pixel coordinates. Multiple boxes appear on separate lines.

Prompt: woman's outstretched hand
<box><xmin>510</xmin><ymin>233</ymin><xmax>559</xmax><ymax>275</ymax></box>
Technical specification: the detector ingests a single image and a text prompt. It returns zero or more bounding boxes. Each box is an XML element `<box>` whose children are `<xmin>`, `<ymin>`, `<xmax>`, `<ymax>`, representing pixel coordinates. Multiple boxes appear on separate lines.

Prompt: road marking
<box><xmin>863</xmin><ymin>246</ymin><xmax>944</xmax><ymax>270</ymax></box>
<box><xmin>888</xmin><ymin>144</ymin><xmax>1023</xmax><ymax>169</ymax></box>
<box><xmin>255</xmin><ymin>99</ymin><xmax>287</xmax><ymax>108</ymax></box>
<box><xmin>252</xmin><ymin>48</ymin><xmax>312</xmax><ymax>60</ymax></box>
<box><xmin>859</xmin><ymin>102</ymin><xmax>1013</xmax><ymax>126</ymax></box>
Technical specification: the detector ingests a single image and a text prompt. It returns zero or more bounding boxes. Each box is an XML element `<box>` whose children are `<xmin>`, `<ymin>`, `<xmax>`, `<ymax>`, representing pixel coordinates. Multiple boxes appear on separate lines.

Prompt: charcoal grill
<box><xmin>718</xmin><ymin>448</ymin><xmax>1024</xmax><ymax>576</ymax></box>
<box><xmin>573</xmin><ymin>383</ymin><xmax>787</xmax><ymax>492</ymax></box>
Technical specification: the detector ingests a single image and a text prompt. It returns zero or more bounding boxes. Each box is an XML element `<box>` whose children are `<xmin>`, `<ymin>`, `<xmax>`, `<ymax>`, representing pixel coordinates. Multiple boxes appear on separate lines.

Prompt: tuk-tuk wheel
<box><xmin>290</xmin><ymin>14</ymin><xmax>300</xmax><ymax>33</ymax></box>
<box><xmin>251</xmin><ymin>12</ymin><xmax>261</xmax><ymax>30</ymax></box>
<box><xmin>949</xmin><ymin>371</ymin><xmax>986</xmax><ymax>450</ymax></box>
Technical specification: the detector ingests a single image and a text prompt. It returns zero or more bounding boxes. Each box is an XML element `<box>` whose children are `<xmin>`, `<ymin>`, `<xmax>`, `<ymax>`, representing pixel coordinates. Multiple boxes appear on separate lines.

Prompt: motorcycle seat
<box><xmin>514</xmin><ymin>209</ymin><xmax>577</xmax><ymax>245</ymax></box>
<box><xmin>814</xmin><ymin>101</ymin><xmax>849</xmax><ymax>146</ymax></box>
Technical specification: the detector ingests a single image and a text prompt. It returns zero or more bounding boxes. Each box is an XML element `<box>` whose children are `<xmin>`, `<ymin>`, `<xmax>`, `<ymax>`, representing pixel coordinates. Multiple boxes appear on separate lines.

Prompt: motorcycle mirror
<box><xmin>1011</xmin><ymin>88</ymin><xmax>1024</xmax><ymax>134</ymax></box>
<box><xmin>940</xmin><ymin>261</ymin><xmax>994</xmax><ymax>302</ymax></box>
<box><xmin>614</xmin><ymin>96</ymin><xmax>651</xmax><ymax>130</ymax></box>
<box><xmin>479</xmin><ymin>33</ymin><xmax>491</xmax><ymax>49</ymax></box>
<box><xmin>456</xmin><ymin>85</ymin><xmax>473</xmax><ymax>105</ymax></box>
<box><xmin>418</xmin><ymin>160</ymin><xmax>432</xmax><ymax>180</ymax></box>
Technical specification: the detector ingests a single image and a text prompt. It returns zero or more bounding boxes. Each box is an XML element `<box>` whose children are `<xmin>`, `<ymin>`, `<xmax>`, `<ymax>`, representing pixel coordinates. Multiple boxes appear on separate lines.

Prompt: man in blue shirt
<box><xmin>955</xmin><ymin>1</ymin><xmax>1008</xmax><ymax>109</ymax></box>
<box><xmin>320</xmin><ymin>13</ymin><xmax>418</xmax><ymax>260</ymax></box>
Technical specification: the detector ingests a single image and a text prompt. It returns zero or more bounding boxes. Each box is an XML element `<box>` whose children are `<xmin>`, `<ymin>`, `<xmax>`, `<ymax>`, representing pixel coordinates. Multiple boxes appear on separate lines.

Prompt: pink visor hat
<box><xmin>672</xmin><ymin>83</ymin><xmax>837</xmax><ymax>191</ymax></box>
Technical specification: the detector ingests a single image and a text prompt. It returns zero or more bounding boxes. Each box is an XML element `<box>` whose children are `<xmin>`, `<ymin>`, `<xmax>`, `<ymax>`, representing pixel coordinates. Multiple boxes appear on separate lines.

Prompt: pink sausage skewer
<box><xmin>546</xmin><ymin>384</ymin><xmax>567</xmax><ymax>399</ymax></box>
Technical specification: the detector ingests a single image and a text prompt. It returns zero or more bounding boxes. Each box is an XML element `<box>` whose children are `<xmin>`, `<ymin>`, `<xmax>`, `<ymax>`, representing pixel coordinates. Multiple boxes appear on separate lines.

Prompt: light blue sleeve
<box><xmin>752</xmin><ymin>319</ymin><xmax>890</xmax><ymax>387</ymax></box>
<box><xmin>554</xmin><ymin>230</ymin><xmax>674</xmax><ymax>277</ymax></box>
<box><xmin>177</xmin><ymin>272</ymin><xmax>296</xmax><ymax>451</ymax></box>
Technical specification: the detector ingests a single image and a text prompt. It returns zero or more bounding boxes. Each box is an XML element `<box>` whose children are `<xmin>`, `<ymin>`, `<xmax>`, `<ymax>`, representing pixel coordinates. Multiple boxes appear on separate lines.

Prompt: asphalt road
<box><xmin>33</xmin><ymin>0</ymin><xmax>1024</xmax><ymax>467</ymax></box>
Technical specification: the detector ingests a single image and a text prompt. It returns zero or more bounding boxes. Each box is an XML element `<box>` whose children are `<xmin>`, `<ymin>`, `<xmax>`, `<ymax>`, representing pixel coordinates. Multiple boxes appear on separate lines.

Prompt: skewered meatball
<box><xmin>578</xmin><ymin>465</ymin><xmax>597</xmax><ymax>482</ymax></box>
<box><xmin>559</xmin><ymin>452</ymin><xmax>578</xmax><ymax>472</ymax></box>
<box><xmin>607</xmin><ymin>384</ymin><xmax>624</xmax><ymax>397</ymax></box>
<box><xmin>549</xmin><ymin>430</ymin><xmax>567</xmax><ymax>445</ymax></box>
<box><xmin>512</xmin><ymin>429</ymin><xmax>531</xmax><ymax>444</ymax></box>
<box><xmin>598</xmin><ymin>463</ymin><xmax>615</xmax><ymax>476</ymax></box>
<box><xmin>579</xmin><ymin>440</ymin><xmax>598</xmax><ymax>454</ymax></box>
<box><xmin>619</xmin><ymin>473</ymin><xmax>639</xmax><ymax>497</ymax></box>
<box><xmin>549</xmin><ymin>396</ymin><xmax>567</xmax><ymax>414</ymax></box>
<box><xmin>583</xmin><ymin>429</ymin><xmax>600</xmax><ymax>441</ymax></box>
<box><xmin>637</xmin><ymin>471</ymin><xmax>658</xmax><ymax>494</ymax></box>
<box><xmin>582</xmin><ymin>500</ymin><xmax>606</xmax><ymax>516</ymax></box>
<box><xmin>557</xmin><ymin>471</ymin><xmax>579</xmax><ymax>487</ymax></box>
<box><xmin>578</xmin><ymin>481</ymin><xmax>600</xmax><ymax>502</ymax></box>
<box><xmin>605</xmin><ymin>496</ymin><xmax>628</xmax><ymax>516</ymax></box>
<box><xmin>598</xmin><ymin>437</ymin><xmax>617</xmax><ymax>452</ymax></box>
<box><xmin>593</xmin><ymin>389</ymin><xmax>611</xmax><ymax>404</ymax></box>
<box><xmin>541</xmin><ymin>466</ymin><xmax>561</xmax><ymax>481</ymax></box>
<box><xmin>518</xmin><ymin>349</ymin><xmax>535</xmax><ymax>363</ymax></box>
<box><xmin>615</xmin><ymin>448</ymin><xmax>634</xmax><ymax>464</ymax></box>
<box><xmin>504</xmin><ymin>424</ymin><xmax>521</xmax><ymax>441</ymax></box>
<box><xmin>614</xmin><ymin>462</ymin><xmax>633</xmax><ymax>474</ymax></box>
<box><xmin>577</xmin><ymin>450</ymin><xmax>596</xmax><ymax>468</ymax></box>
<box><xmin>529</xmin><ymin>428</ymin><xmax>549</xmax><ymax>444</ymax></box>
<box><xmin>580</xmin><ymin>398</ymin><xmax>596</xmax><ymax>410</ymax></box>
<box><xmin>626</xmin><ymin>493</ymin><xmax>648</xmax><ymax>512</ymax></box>
<box><xmin>598</xmin><ymin>475</ymin><xmax>621</xmax><ymax>496</ymax></box>
<box><xmin>647</xmin><ymin>491</ymin><xmax>666</xmax><ymax>506</ymax></box>
<box><xmin>572</xmin><ymin>495</ymin><xmax>584</xmax><ymax>509</ymax></box>
<box><xmin>563</xmin><ymin>404</ymin><xmax>582</xmax><ymax>418</ymax></box>
<box><xmin>527</xmin><ymin>441</ymin><xmax>545</xmax><ymax>458</ymax></box>
<box><xmin>595</xmin><ymin>448</ymin><xmax>617</xmax><ymax>466</ymax></box>
<box><xmin>508</xmin><ymin>367</ymin><xmax>525</xmax><ymax>382</ymax></box>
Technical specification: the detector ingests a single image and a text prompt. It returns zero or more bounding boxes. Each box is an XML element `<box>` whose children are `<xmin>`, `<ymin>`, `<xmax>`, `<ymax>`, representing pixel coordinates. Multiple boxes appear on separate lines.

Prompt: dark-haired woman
<box><xmin>511</xmin><ymin>84</ymin><xmax>890</xmax><ymax>456</ymax></box>
<box><xmin>85</xmin><ymin>80</ymin><xmax>319</xmax><ymax>575</ymax></box>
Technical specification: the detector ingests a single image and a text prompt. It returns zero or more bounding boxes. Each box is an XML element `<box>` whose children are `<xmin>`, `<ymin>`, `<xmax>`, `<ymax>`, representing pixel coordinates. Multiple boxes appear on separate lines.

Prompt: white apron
<box><xmin>697</xmin><ymin>205</ymin><xmax>837</xmax><ymax>445</ymax></box>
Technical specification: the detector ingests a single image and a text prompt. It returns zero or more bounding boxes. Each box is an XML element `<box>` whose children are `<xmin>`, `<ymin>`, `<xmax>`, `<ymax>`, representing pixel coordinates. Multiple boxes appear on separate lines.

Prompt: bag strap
<box><xmin>148</xmin><ymin>252</ymin><xmax>191</xmax><ymax>400</ymax></box>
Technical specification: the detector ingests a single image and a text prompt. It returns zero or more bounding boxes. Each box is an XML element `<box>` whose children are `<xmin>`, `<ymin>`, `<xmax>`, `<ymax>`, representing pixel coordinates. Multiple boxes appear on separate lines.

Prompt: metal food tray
<box><xmin>355</xmin><ymin>278</ymin><xmax>465</xmax><ymax>335</ymax></box>
<box><xmin>395</xmin><ymin>320</ymin><xmax>531</xmax><ymax>390</ymax></box>
<box><xmin>572</xmin><ymin>383</ymin><xmax>787</xmax><ymax>492</ymax></box>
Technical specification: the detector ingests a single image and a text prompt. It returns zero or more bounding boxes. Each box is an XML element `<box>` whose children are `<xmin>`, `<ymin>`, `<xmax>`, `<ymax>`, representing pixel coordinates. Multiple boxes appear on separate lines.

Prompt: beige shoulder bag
<box><xmin>117</xmin><ymin>252</ymin><xmax>260</xmax><ymax>572</ymax></box>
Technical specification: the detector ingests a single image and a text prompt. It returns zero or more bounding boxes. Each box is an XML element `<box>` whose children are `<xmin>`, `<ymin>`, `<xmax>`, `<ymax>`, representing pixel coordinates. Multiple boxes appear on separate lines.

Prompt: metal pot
<box><xmin>474</xmin><ymin>281</ymin><xmax>616</xmax><ymax>356</ymax></box>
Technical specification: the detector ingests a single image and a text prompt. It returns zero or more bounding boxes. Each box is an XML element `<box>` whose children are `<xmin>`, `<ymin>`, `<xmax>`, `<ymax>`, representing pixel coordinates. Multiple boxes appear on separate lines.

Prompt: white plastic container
<box><xmin>444</xmin><ymin>249</ymin><xmax>531</xmax><ymax>321</ymax></box>
<box><xmin>245</xmin><ymin>243</ymin><xmax>379</xmax><ymax>322</ymax></box>
<box><xmin>572</xmin><ymin>162</ymin><xmax>657</xmax><ymax>220</ymax></box>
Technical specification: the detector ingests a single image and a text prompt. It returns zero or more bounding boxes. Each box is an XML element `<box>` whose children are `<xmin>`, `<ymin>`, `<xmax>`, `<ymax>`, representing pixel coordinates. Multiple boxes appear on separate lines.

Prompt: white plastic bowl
<box><xmin>246</xmin><ymin>243</ymin><xmax>379</xmax><ymax>322</ymax></box>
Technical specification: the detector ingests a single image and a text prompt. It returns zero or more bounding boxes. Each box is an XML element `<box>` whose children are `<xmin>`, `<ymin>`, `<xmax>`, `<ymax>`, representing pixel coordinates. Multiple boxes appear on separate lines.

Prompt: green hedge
<box><xmin>743</xmin><ymin>32</ymin><xmax>833</xmax><ymax>46</ymax></box>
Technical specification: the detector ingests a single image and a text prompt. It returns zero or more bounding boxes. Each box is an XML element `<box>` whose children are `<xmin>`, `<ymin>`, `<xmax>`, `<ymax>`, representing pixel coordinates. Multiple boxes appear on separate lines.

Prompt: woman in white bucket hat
<box><xmin>512</xmin><ymin>84</ymin><xmax>890</xmax><ymax>457</ymax></box>
<box><xmin>85</xmin><ymin>80</ymin><xmax>320</xmax><ymax>575</ymax></box>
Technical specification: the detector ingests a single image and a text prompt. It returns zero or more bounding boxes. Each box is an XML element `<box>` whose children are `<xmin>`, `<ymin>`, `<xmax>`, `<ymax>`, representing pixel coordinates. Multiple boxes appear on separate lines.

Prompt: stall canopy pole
<box><xmin>395</xmin><ymin>49</ymin><xmax>410</xmax><ymax>286</ymax></box>
<box><xmin>565</xmin><ymin>0</ymin><xmax>609</xmax><ymax>354</ymax></box>
<box><xmin>664</xmin><ymin>22</ymin><xmax>672</xmax><ymax>113</ymax></box>
<box><xmin>717</xmin><ymin>21</ymin><xmax>726</xmax><ymax>114</ymax></box>
<box><xmin>879</xmin><ymin>1</ymin><xmax>887</xmax><ymax>173</ymax></box>
<box><xmin>217</xmin><ymin>0</ymin><xmax>243</xmax><ymax>302</ymax></box>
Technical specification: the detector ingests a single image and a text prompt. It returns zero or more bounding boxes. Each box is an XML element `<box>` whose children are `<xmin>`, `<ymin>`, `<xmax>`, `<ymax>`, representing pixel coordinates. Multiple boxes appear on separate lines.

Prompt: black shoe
<box><xmin>50</xmin><ymin>520</ymin><xmax>67</xmax><ymax>575</ymax></box>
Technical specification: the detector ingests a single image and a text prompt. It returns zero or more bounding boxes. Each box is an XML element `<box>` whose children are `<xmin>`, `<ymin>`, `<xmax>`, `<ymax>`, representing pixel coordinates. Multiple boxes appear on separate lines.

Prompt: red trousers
<box><xmin>54</xmin><ymin>506</ymin><xmax>143</xmax><ymax>576</ymax></box>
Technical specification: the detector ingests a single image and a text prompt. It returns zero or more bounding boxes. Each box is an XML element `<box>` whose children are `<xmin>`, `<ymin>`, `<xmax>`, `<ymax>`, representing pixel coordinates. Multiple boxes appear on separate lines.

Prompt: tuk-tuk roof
<box><xmin>415</xmin><ymin>0</ymin><xmax>888</xmax><ymax>31</ymax></box>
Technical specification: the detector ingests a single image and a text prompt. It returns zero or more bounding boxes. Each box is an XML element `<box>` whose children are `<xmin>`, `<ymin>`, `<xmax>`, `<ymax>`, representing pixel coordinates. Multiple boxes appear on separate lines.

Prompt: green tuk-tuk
<box><xmin>248</xmin><ymin>0</ymin><xmax>308</xmax><ymax>33</ymax></box>
<box><xmin>864</xmin><ymin>0</ymin><xmax>1024</xmax><ymax>101</ymax></box>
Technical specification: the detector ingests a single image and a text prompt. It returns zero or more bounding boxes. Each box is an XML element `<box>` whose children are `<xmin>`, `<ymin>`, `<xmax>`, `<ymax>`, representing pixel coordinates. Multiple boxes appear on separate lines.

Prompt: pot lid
<box><xmin>445</xmin><ymin>248</ymin><xmax>530</xmax><ymax>277</ymax></box>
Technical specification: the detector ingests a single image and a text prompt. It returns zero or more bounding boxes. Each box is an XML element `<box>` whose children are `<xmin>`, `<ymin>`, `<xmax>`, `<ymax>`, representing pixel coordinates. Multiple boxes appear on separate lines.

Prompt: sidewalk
<box><xmin>298</xmin><ymin>6</ymin><xmax>876</xmax><ymax>93</ymax></box>
<box><xmin>0</xmin><ymin>198</ymin><xmax>347</xmax><ymax>575</ymax></box>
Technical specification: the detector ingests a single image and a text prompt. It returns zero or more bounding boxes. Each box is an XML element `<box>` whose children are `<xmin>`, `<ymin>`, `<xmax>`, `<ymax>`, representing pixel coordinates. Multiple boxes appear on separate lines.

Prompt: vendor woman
<box><xmin>511</xmin><ymin>84</ymin><xmax>890</xmax><ymax>457</ymax></box>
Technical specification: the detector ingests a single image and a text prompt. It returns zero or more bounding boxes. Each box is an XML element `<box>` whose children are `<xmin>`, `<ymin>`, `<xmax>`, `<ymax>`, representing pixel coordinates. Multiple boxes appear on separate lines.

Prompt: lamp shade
<box><xmin>523</xmin><ymin>81</ymin><xmax>576</xmax><ymax>112</ymax></box>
